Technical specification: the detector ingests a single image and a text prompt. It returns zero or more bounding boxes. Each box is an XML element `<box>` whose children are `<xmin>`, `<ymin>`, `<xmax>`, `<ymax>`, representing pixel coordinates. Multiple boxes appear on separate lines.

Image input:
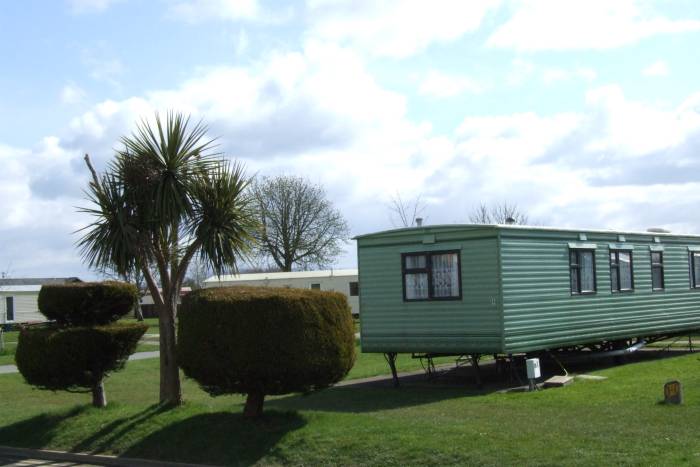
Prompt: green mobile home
<box><xmin>356</xmin><ymin>224</ymin><xmax>700</xmax><ymax>358</ymax></box>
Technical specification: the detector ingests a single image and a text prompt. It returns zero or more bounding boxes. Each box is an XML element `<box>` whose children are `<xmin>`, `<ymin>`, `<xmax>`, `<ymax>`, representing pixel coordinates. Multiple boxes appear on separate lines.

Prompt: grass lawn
<box><xmin>0</xmin><ymin>330</ymin><xmax>19</xmax><ymax>365</ymax></box>
<box><xmin>2</xmin><ymin>351</ymin><xmax>700</xmax><ymax>466</ymax></box>
<box><xmin>120</xmin><ymin>317</ymin><xmax>160</xmax><ymax>334</ymax></box>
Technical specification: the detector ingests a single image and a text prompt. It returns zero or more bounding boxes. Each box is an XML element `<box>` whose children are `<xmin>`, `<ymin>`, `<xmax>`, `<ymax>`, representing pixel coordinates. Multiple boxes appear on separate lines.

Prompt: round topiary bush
<box><xmin>177</xmin><ymin>286</ymin><xmax>356</xmax><ymax>417</ymax></box>
<box><xmin>38</xmin><ymin>281</ymin><xmax>138</xmax><ymax>326</ymax></box>
<box><xmin>15</xmin><ymin>322</ymin><xmax>147</xmax><ymax>407</ymax></box>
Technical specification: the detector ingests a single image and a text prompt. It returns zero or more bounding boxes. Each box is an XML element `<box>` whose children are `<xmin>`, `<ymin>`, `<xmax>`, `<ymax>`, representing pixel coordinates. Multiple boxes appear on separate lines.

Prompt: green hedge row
<box><xmin>15</xmin><ymin>322</ymin><xmax>147</xmax><ymax>391</ymax></box>
<box><xmin>38</xmin><ymin>281</ymin><xmax>138</xmax><ymax>326</ymax></box>
<box><xmin>178</xmin><ymin>286</ymin><xmax>355</xmax><ymax>400</ymax></box>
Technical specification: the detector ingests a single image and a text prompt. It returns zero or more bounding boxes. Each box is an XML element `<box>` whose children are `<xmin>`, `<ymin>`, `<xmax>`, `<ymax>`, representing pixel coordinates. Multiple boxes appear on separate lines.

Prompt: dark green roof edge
<box><xmin>353</xmin><ymin>224</ymin><xmax>700</xmax><ymax>241</ymax></box>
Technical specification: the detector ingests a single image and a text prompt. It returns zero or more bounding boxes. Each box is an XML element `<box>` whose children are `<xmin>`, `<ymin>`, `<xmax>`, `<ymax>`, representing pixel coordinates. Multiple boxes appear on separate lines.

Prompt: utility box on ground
<box><xmin>526</xmin><ymin>358</ymin><xmax>541</xmax><ymax>379</ymax></box>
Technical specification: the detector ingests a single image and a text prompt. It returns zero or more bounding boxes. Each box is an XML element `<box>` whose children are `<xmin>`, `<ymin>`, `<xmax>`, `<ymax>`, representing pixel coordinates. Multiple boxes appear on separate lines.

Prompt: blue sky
<box><xmin>1</xmin><ymin>0</ymin><xmax>700</xmax><ymax>278</ymax></box>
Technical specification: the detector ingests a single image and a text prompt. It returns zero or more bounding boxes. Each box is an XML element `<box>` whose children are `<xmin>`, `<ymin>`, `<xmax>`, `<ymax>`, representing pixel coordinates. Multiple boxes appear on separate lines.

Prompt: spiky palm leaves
<box><xmin>79</xmin><ymin>112</ymin><xmax>255</xmax><ymax>280</ymax></box>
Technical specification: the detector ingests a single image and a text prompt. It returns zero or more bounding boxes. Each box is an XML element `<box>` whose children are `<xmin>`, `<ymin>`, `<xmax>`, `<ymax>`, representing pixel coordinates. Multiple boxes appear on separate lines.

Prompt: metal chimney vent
<box><xmin>415</xmin><ymin>218</ymin><xmax>423</xmax><ymax>227</ymax></box>
<box><xmin>505</xmin><ymin>217</ymin><xmax>516</xmax><ymax>225</ymax></box>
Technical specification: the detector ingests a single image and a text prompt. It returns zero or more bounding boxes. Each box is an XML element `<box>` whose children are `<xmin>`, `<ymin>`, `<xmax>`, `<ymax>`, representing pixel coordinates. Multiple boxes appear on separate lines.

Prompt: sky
<box><xmin>1</xmin><ymin>0</ymin><xmax>700</xmax><ymax>279</ymax></box>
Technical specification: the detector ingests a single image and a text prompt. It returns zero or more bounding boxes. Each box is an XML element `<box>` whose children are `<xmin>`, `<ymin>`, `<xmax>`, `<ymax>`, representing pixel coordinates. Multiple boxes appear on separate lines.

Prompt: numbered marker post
<box><xmin>664</xmin><ymin>380</ymin><xmax>683</xmax><ymax>405</ymax></box>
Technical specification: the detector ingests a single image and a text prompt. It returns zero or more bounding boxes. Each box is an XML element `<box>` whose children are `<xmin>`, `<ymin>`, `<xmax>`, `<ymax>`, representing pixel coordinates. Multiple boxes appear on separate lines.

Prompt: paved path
<box><xmin>0</xmin><ymin>446</ymin><xmax>205</xmax><ymax>467</ymax></box>
<box><xmin>0</xmin><ymin>453</ymin><xmax>102</xmax><ymax>466</ymax></box>
<box><xmin>128</xmin><ymin>351</ymin><xmax>159</xmax><ymax>361</ymax></box>
<box><xmin>0</xmin><ymin>351</ymin><xmax>161</xmax><ymax>375</ymax></box>
<box><xmin>0</xmin><ymin>365</ymin><xmax>18</xmax><ymax>375</ymax></box>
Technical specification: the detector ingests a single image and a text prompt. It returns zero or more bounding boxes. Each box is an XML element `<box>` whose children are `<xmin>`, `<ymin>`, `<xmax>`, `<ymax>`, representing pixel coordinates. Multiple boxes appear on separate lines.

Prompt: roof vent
<box><xmin>415</xmin><ymin>217</ymin><xmax>423</xmax><ymax>227</ymax></box>
<box><xmin>505</xmin><ymin>217</ymin><xmax>516</xmax><ymax>225</ymax></box>
<box><xmin>647</xmin><ymin>227</ymin><xmax>671</xmax><ymax>233</ymax></box>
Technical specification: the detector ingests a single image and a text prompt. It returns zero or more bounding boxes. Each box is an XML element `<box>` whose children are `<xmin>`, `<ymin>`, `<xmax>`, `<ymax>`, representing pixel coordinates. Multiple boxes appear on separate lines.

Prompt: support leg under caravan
<box><xmin>384</xmin><ymin>352</ymin><xmax>399</xmax><ymax>387</ymax></box>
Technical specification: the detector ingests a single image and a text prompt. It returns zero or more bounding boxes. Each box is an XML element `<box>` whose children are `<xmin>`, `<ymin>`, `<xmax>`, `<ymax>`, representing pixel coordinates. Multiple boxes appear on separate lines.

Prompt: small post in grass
<box><xmin>664</xmin><ymin>380</ymin><xmax>683</xmax><ymax>405</ymax></box>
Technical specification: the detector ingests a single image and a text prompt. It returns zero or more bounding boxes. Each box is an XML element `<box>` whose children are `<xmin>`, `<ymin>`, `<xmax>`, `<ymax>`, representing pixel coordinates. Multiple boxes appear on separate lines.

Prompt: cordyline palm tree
<box><xmin>78</xmin><ymin>112</ymin><xmax>257</xmax><ymax>405</ymax></box>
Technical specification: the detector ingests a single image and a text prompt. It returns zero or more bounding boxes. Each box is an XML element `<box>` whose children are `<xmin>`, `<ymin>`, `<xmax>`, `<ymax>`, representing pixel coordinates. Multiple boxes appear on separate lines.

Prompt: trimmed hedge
<box><xmin>15</xmin><ymin>322</ymin><xmax>147</xmax><ymax>391</ymax></box>
<box><xmin>177</xmin><ymin>286</ymin><xmax>355</xmax><ymax>415</ymax></box>
<box><xmin>38</xmin><ymin>281</ymin><xmax>138</xmax><ymax>326</ymax></box>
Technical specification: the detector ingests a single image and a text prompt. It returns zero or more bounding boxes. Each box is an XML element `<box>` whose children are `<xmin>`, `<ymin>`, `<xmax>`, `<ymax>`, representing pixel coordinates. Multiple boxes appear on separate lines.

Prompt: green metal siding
<box><xmin>358</xmin><ymin>229</ymin><xmax>502</xmax><ymax>354</ymax></box>
<box><xmin>500</xmin><ymin>230</ymin><xmax>700</xmax><ymax>353</ymax></box>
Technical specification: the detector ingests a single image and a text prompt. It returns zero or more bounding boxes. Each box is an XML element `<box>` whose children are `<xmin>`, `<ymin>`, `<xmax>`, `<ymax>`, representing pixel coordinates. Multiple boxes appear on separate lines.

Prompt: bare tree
<box><xmin>388</xmin><ymin>193</ymin><xmax>426</xmax><ymax>227</ymax></box>
<box><xmin>469</xmin><ymin>202</ymin><xmax>529</xmax><ymax>225</ymax></box>
<box><xmin>1</xmin><ymin>262</ymin><xmax>12</xmax><ymax>279</ymax></box>
<box><xmin>251</xmin><ymin>175</ymin><xmax>350</xmax><ymax>272</ymax></box>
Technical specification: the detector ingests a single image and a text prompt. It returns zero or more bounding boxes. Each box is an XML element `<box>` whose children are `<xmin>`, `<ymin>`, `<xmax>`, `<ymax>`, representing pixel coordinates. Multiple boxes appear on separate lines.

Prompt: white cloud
<box><xmin>541</xmin><ymin>66</ymin><xmax>597</xmax><ymax>84</ymax></box>
<box><xmin>643</xmin><ymin>60</ymin><xmax>670</xmax><ymax>77</ymax></box>
<box><xmin>583</xmin><ymin>85</ymin><xmax>695</xmax><ymax>156</ymax></box>
<box><xmin>506</xmin><ymin>58</ymin><xmax>536</xmax><ymax>86</ymax></box>
<box><xmin>306</xmin><ymin>0</ymin><xmax>501</xmax><ymax>58</ymax></box>
<box><xmin>489</xmin><ymin>0</ymin><xmax>700</xmax><ymax>51</ymax></box>
<box><xmin>4</xmin><ymin>36</ymin><xmax>700</xmax><ymax>277</ymax></box>
<box><xmin>236</xmin><ymin>29</ymin><xmax>250</xmax><ymax>55</ymax></box>
<box><xmin>67</xmin><ymin>0</ymin><xmax>121</xmax><ymax>14</ymax></box>
<box><xmin>167</xmin><ymin>0</ymin><xmax>261</xmax><ymax>23</ymax></box>
<box><xmin>419</xmin><ymin>70</ymin><xmax>484</xmax><ymax>98</ymax></box>
<box><xmin>508</xmin><ymin>59</ymin><xmax>597</xmax><ymax>86</ymax></box>
<box><xmin>60</xmin><ymin>83</ymin><xmax>87</xmax><ymax>105</ymax></box>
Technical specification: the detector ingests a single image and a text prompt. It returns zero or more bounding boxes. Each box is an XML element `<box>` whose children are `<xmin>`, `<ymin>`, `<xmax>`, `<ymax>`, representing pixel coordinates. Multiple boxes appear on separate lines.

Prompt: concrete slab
<box><xmin>575</xmin><ymin>374</ymin><xmax>608</xmax><ymax>381</ymax></box>
<box><xmin>543</xmin><ymin>375</ymin><xmax>574</xmax><ymax>388</ymax></box>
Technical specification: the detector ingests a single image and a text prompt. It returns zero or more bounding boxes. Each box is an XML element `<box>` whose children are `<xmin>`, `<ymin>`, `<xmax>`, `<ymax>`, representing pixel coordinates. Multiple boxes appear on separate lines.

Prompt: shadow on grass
<box><xmin>267</xmin><ymin>384</ymin><xmax>473</xmax><ymax>413</ymax></box>
<box><xmin>122</xmin><ymin>411</ymin><xmax>306</xmax><ymax>466</ymax></box>
<box><xmin>268</xmin><ymin>349</ymin><xmax>699</xmax><ymax>414</ymax></box>
<box><xmin>0</xmin><ymin>405</ymin><xmax>88</xmax><ymax>448</ymax></box>
<box><xmin>71</xmin><ymin>403</ymin><xmax>171</xmax><ymax>454</ymax></box>
<box><xmin>0</xmin><ymin>403</ymin><xmax>307</xmax><ymax>466</ymax></box>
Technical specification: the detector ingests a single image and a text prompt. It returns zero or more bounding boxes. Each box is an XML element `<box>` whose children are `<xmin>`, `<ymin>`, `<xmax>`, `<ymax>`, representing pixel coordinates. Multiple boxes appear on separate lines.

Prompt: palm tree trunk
<box><xmin>158</xmin><ymin>297</ymin><xmax>182</xmax><ymax>406</ymax></box>
<box><xmin>92</xmin><ymin>379</ymin><xmax>107</xmax><ymax>408</ymax></box>
<box><xmin>243</xmin><ymin>391</ymin><xmax>265</xmax><ymax>417</ymax></box>
<box><xmin>134</xmin><ymin>302</ymin><xmax>144</xmax><ymax>321</ymax></box>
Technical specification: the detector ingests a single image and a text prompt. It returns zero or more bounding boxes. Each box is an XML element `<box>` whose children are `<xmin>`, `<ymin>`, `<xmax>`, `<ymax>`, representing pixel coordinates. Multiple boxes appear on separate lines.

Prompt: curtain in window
<box><xmin>652</xmin><ymin>267</ymin><xmax>663</xmax><ymax>289</ymax></box>
<box><xmin>694</xmin><ymin>254</ymin><xmax>700</xmax><ymax>287</ymax></box>
<box><xmin>619</xmin><ymin>252</ymin><xmax>632</xmax><ymax>289</ymax></box>
<box><xmin>405</xmin><ymin>255</ymin><xmax>426</xmax><ymax>269</ymax></box>
<box><xmin>431</xmin><ymin>253</ymin><xmax>459</xmax><ymax>297</ymax></box>
<box><xmin>405</xmin><ymin>273</ymin><xmax>428</xmax><ymax>299</ymax></box>
<box><xmin>580</xmin><ymin>251</ymin><xmax>595</xmax><ymax>292</ymax></box>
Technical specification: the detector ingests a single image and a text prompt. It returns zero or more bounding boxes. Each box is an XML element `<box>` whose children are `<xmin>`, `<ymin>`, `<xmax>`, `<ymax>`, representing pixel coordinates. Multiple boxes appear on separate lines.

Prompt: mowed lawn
<box><xmin>1</xmin><ymin>350</ymin><xmax>700</xmax><ymax>466</ymax></box>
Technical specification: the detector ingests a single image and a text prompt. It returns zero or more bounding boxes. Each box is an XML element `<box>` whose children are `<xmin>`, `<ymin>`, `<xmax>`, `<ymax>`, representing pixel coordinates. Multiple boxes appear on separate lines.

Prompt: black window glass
<box><xmin>651</xmin><ymin>252</ymin><xmax>664</xmax><ymax>290</ymax></box>
<box><xmin>5</xmin><ymin>297</ymin><xmax>14</xmax><ymax>321</ymax></box>
<box><xmin>570</xmin><ymin>249</ymin><xmax>596</xmax><ymax>294</ymax></box>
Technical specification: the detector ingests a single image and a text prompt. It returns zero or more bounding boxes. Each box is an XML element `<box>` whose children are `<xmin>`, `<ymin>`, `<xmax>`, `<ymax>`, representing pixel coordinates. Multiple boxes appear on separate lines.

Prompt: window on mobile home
<box><xmin>402</xmin><ymin>251</ymin><xmax>461</xmax><ymax>301</ymax></box>
<box><xmin>569</xmin><ymin>250</ymin><xmax>596</xmax><ymax>294</ymax></box>
<box><xmin>5</xmin><ymin>296</ymin><xmax>14</xmax><ymax>321</ymax></box>
<box><xmin>610</xmin><ymin>250</ymin><xmax>634</xmax><ymax>292</ymax></box>
<box><xmin>690</xmin><ymin>252</ymin><xmax>700</xmax><ymax>288</ymax></box>
<box><xmin>310</xmin><ymin>283</ymin><xmax>321</xmax><ymax>290</ymax></box>
<box><xmin>349</xmin><ymin>281</ymin><xmax>359</xmax><ymax>296</ymax></box>
<box><xmin>651</xmin><ymin>252</ymin><xmax>664</xmax><ymax>291</ymax></box>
